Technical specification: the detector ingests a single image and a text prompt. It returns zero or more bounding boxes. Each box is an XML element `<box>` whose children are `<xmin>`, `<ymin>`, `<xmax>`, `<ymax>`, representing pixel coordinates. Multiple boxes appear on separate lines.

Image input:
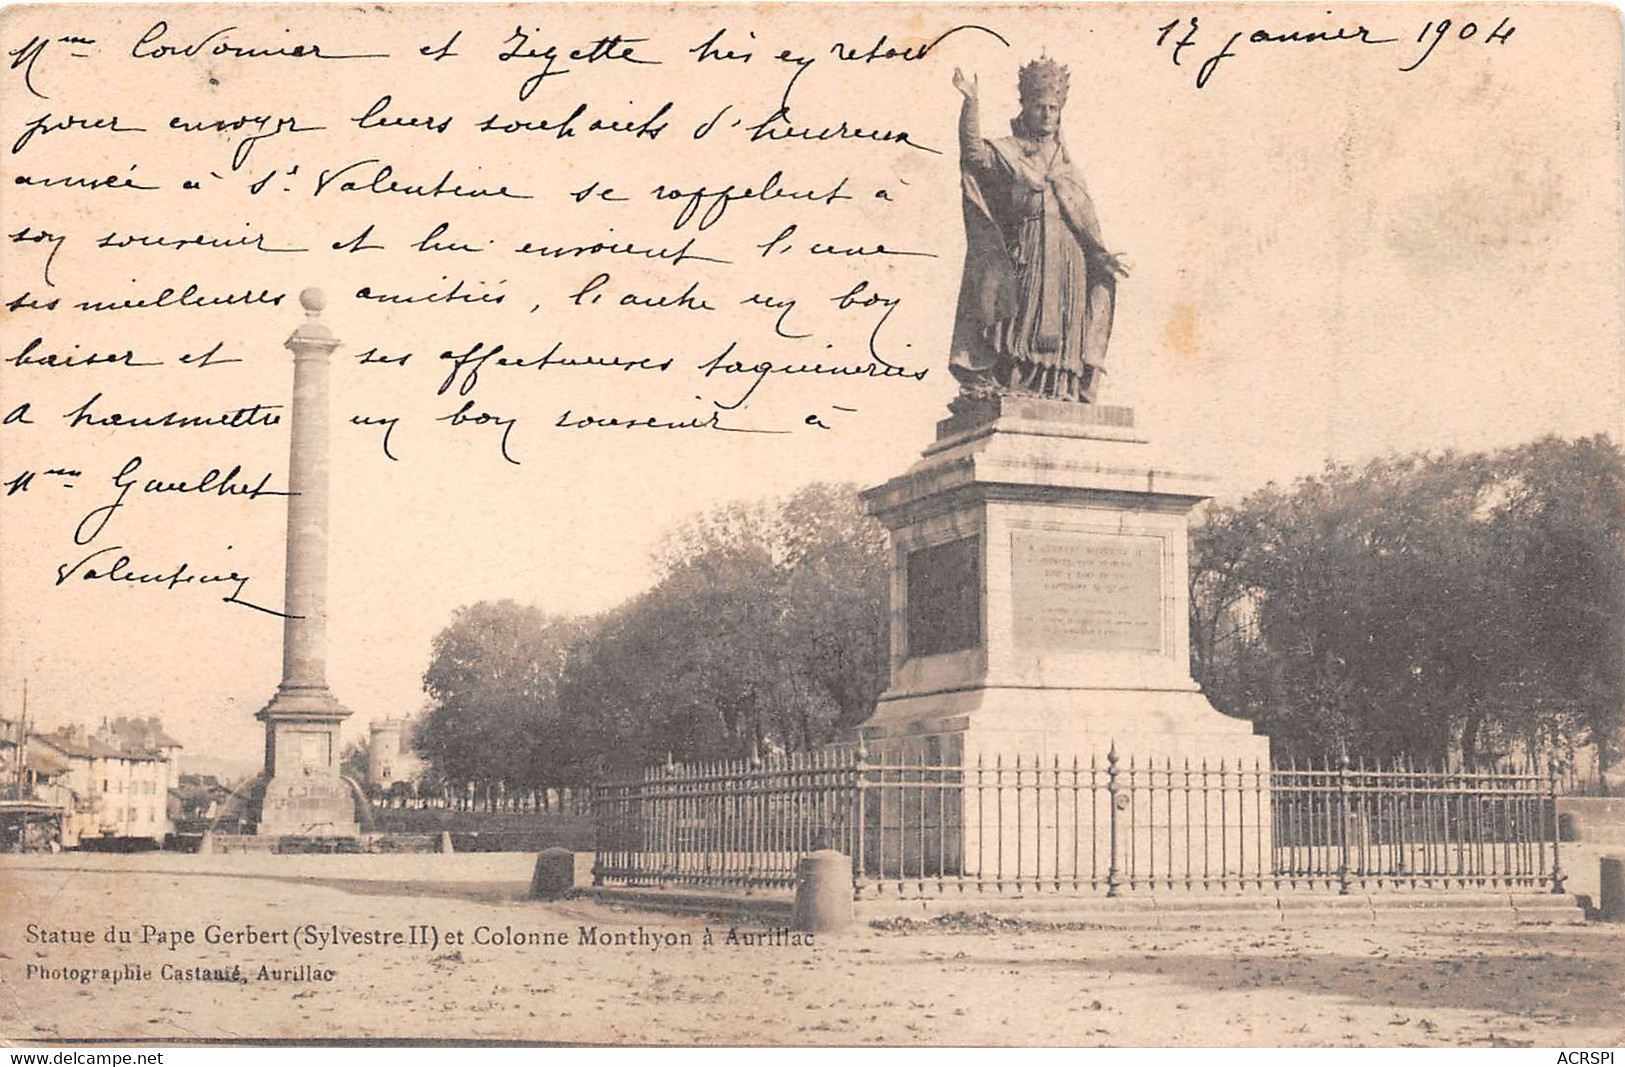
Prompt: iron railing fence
<box><xmin>1271</xmin><ymin>761</ymin><xmax>1557</xmax><ymax>891</ymax></box>
<box><xmin>591</xmin><ymin>746</ymin><xmax>1565</xmax><ymax>897</ymax></box>
<box><xmin>593</xmin><ymin>750</ymin><xmax>859</xmax><ymax>892</ymax></box>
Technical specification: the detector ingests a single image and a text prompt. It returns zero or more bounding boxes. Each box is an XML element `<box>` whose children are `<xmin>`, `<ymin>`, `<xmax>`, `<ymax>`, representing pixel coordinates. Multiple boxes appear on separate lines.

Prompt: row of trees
<box><xmin>414</xmin><ymin>483</ymin><xmax>888</xmax><ymax>797</ymax></box>
<box><xmin>1192</xmin><ymin>435</ymin><xmax>1624</xmax><ymax>773</ymax></box>
<box><xmin>411</xmin><ymin>436</ymin><xmax>1623</xmax><ymax>799</ymax></box>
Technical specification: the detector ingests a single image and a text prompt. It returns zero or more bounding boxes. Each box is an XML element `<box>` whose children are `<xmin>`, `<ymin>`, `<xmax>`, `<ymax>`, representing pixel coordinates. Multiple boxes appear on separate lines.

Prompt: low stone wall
<box><xmin>170</xmin><ymin>828</ymin><xmax>595</xmax><ymax>854</ymax></box>
<box><xmin>72</xmin><ymin>835</ymin><xmax>162</xmax><ymax>853</ymax></box>
<box><xmin>1557</xmin><ymin>797</ymin><xmax>1625</xmax><ymax>847</ymax></box>
<box><xmin>444</xmin><ymin>828</ymin><xmax>594</xmax><ymax>852</ymax></box>
<box><xmin>179</xmin><ymin>833</ymin><xmax>442</xmax><ymax>854</ymax></box>
<box><xmin>367</xmin><ymin>808</ymin><xmax>594</xmax><ymax>839</ymax></box>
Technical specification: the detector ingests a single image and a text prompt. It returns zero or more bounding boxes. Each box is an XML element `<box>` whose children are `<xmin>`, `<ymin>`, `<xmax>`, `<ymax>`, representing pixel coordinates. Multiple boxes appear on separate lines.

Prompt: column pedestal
<box><xmin>254</xmin><ymin>688</ymin><xmax>357</xmax><ymax>838</ymax></box>
<box><xmin>857</xmin><ymin>397</ymin><xmax>1269</xmax><ymax>882</ymax></box>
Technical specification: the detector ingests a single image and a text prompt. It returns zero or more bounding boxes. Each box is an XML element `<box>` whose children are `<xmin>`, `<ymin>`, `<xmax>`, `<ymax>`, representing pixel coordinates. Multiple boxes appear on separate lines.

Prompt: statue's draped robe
<box><xmin>950</xmin><ymin>103</ymin><xmax>1117</xmax><ymax>403</ymax></box>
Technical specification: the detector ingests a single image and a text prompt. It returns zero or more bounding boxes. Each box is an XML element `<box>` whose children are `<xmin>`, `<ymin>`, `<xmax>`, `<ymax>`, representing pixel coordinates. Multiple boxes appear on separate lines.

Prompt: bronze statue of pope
<box><xmin>950</xmin><ymin>59</ymin><xmax>1131</xmax><ymax>406</ymax></box>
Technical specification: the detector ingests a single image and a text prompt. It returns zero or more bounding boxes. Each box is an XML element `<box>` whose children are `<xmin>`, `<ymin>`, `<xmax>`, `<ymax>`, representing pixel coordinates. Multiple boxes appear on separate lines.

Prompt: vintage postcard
<box><xmin>1</xmin><ymin>1</ymin><xmax>1622</xmax><ymax>1049</ymax></box>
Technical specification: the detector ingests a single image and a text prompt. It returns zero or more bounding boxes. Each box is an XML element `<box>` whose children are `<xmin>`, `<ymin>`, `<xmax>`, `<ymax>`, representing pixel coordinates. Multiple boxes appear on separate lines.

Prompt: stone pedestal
<box><xmin>249</xmin><ymin>290</ymin><xmax>358</xmax><ymax>838</ymax></box>
<box><xmin>857</xmin><ymin>397</ymin><xmax>1269</xmax><ymax>883</ymax></box>
<box><xmin>253</xmin><ymin>709</ymin><xmax>355</xmax><ymax>838</ymax></box>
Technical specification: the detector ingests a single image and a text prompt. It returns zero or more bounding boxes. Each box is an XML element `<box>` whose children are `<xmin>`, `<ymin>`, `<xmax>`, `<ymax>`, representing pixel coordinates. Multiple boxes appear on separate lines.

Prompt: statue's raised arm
<box><xmin>954</xmin><ymin>68</ymin><xmax>994</xmax><ymax>172</ymax></box>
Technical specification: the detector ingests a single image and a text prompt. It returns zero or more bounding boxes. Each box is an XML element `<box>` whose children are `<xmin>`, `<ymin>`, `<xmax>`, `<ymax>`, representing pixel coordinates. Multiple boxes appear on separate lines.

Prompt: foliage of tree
<box><xmin>417</xmin><ymin>601</ymin><xmax>590</xmax><ymax>800</ymax></box>
<box><xmin>1192</xmin><ymin>435</ymin><xmax>1624</xmax><ymax>779</ymax></box>
<box><xmin>413</xmin><ymin>483</ymin><xmax>889</xmax><ymax>788</ymax></box>
<box><xmin>558</xmin><ymin>483</ymin><xmax>889</xmax><ymax>772</ymax></box>
<box><xmin>338</xmin><ymin>737</ymin><xmax>371</xmax><ymax>789</ymax></box>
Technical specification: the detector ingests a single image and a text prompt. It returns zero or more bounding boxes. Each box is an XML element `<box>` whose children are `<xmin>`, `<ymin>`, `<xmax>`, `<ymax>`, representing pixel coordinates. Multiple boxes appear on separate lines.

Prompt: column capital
<box><xmin>286</xmin><ymin>286</ymin><xmax>341</xmax><ymax>355</ymax></box>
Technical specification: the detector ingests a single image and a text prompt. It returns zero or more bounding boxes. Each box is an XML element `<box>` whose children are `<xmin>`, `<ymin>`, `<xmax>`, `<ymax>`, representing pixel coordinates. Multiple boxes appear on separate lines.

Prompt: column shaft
<box><xmin>281</xmin><ymin>347</ymin><xmax>331</xmax><ymax>690</ymax></box>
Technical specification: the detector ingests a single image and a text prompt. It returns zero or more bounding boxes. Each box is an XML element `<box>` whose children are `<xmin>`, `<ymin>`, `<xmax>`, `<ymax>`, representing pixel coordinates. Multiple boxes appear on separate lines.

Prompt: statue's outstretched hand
<box><xmin>1103</xmin><ymin>252</ymin><xmax>1133</xmax><ymax>280</ymax></box>
<box><xmin>953</xmin><ymin>68</ymin><xmax>979</xmax><ymax>100</ymax></box>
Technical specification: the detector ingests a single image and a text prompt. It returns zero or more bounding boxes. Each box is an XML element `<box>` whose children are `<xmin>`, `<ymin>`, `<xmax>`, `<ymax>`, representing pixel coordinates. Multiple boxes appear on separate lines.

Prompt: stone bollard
<box><xmin>529</xmin><ymin>848</ymin><xmax>578</xmax><ymax>900</ymax></box>
<box><xmin>196</xmin><ymin>831</ymin><xmax>214</xmax><ymax>855</ymax></box>
<box><xmin>439</xmin><ymin>831</ymin><xmax>455</xmax><ymax>855</ymax></box>
<box><xmin>1600</xmin><ymin>857</ymin><xmax>1625</xmax><ymax>922</ymax></box>
<box><xmin>792</xmin><ymin>849</ymin><xmax>853</xmax><ymax>933</ymax></box>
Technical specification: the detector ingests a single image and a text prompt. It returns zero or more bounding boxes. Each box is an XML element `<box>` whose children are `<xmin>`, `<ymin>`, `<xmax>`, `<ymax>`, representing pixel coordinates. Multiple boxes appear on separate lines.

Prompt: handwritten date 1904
<box><xmin>1155</xmin><ymin>13</ymin><xmax>1515</xmax><ymax>88</ymax></box>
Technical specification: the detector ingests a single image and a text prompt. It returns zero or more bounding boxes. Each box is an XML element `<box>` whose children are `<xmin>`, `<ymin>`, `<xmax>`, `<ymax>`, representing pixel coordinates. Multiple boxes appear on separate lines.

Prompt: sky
<box><xmin>1</xmin><ymin>3</ymin><xmax>1620</xmax><ymax>769</ymax></box>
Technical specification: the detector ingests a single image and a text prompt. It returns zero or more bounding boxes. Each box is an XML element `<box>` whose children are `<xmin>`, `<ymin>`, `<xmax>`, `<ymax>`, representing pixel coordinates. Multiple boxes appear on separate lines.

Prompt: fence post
<box><xmin>589</xmin><ymin>781</ymin><xmax>604</xmax><ymax>885</ymax></box>
<box><xmin>745</xmin><ymin>745</ymin><xmax>762</xmax><ymax>896</ymax></box>
<box><xmin>661</xmin><ymin>753</ymin><xmax>676</xmax><ymax>889</ymax></box>
<box><xmin>1336</xmin><ymin>746</ymin><xmax>1352</xmax><ymax>896</ymax></box>
<box><xmin>1548</xmin><ymin>756</ymin><xmax>1566</xmax><ymax>894</ymax></box>
<box><xmin>1106</xmin><ymin>742</ymin><xmax>1122</xmax><ymax>898</ymax></box>
<box><xmin>852</xmin><ymin>736</ymin><xmax>868</xmax><ymax>898</ymax></box>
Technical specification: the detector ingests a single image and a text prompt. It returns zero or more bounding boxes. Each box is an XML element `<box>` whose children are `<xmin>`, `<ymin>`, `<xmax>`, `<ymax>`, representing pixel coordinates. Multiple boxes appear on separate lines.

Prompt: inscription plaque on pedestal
<box><xmin>1011</xmin><ymin>531</ymin><xmax>1163</xmax><ymax>653</ymax></box>
<box><xmin>906</xmin><ymin>537</ymin><xmax>981</xmax><ymax>658</ymax></box>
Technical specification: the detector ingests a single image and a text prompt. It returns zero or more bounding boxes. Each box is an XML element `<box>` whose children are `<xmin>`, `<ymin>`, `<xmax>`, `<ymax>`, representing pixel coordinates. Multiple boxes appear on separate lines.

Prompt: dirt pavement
<box><xmin>1</xmin><ymin>853</ymin><xmax>1620</xmax><ymax>1046</ymax></box>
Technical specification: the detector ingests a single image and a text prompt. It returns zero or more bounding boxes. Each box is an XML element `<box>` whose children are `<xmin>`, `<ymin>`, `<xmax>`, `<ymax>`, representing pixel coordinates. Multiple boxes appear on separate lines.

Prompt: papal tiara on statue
<box><xmin>1018</xmin><ymin>56</ymin><xmax>1070</xmax><ymax>106</ymax></box>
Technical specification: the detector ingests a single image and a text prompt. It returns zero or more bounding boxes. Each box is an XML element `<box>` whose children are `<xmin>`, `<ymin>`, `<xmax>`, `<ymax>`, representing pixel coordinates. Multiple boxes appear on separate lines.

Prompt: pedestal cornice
<box><xmin>862</xmin><ymin>400</ymin><xmax>1216</xmax><ymax>528</ymax></box>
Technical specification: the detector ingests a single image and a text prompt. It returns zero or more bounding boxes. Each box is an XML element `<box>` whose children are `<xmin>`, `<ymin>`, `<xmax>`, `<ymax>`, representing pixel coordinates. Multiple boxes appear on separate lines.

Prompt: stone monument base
<box><xmin>858</xmin><ymin>688</ymin><xmax>1266</xmax><ymax>769</ymax></box>
<box><xmin>251</xmin><ymin>775</ymin><xmax>360</xmax><ymax>838</ymax></box>
<box><xmin>857</xmin><ymin>397</ymin><xmax>1269</xmax><ymax>882</ymax></box>
<box><xmin>248</xmin><ymin>685</ymin><xmax>358</xmax><ymax>837</ymax></box>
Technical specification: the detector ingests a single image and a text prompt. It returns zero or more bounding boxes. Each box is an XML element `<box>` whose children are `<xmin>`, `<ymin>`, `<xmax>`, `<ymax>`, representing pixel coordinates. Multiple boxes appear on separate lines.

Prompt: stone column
<box><xmin>277</xmin><ymin>288</ymin><xmax>338</xmax><ymax>706</ymax></box>
<box><xmin>251</xmin><ymin>288</ymin><xmax>358</xmax><ymax>837</ymax></box>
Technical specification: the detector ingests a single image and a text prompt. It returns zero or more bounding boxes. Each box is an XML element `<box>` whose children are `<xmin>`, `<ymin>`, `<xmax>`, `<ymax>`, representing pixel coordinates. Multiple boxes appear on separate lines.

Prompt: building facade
<box><xmin>0</xmin><ymin>715</ymin><xmax>70</xmax><ymax>849</ymax></box>
<box><xmin>33</xmin><ymin>717</ymin><xmax>182</xmax><ymax>845</ymax></box>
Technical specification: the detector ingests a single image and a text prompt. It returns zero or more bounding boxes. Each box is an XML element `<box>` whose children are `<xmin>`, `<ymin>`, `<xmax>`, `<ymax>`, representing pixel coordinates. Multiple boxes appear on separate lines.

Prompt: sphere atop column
<box><xmin>287</xmin><ymin>285</ymin><xmax>339</xmax><ymax>348</ymax></box>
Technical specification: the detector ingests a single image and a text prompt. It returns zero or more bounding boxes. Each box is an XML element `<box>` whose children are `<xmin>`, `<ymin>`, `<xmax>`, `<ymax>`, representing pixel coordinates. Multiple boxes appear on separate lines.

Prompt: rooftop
<box><xmin>99</xmin><ymin>715</ymin><xmax>184</xmax><ymax>753</ymax></box>
<box><xmin>36</xmin><ymin>727</ymin><xmax>167</xmax><ymax>762</ymax></box>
